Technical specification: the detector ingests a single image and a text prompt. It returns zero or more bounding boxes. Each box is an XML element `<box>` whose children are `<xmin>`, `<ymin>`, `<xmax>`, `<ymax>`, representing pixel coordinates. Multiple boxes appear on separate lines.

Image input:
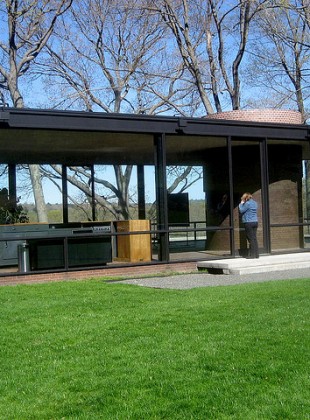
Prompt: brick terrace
<box><xmin>0</xmin><ymin>261</ymin><xmax>198</xmax><ymax>286</ymax></box>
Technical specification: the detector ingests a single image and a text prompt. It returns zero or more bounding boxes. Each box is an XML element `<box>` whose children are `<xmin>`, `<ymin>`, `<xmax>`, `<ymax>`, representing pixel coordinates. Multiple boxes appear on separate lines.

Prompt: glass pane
<box><xmin>16</xmin><ymin>164</ymin><xmax>64</xmax><ymax>223</ymax></box>
<box><xmin>94</xmin><ymin>164</ymin><xmax>123</xmax><ymax>222</ymax></box>
<box><xmin>40</xmin><ymin>164</ymin><xmax>63</xmax><ymax>223</ymax></box>
<box><xmin>166</xmin><ymin>135</ymin><xmax>230</xmax><ymax>259</ymax></box>
<box><xmin>232</xmin><ymin>141</ymin><xmax>263</xmax><ymax>257</ymax></box>
<box><xmin>271</xmin><ymin>226</ymin><xmax>303</xmax><ymax>251</ymax></box>
<box><xmin>0</xmin><ymin>164</ymin><xmax>7</xmax><ymax>190</ymax></box>
<box><xmin>166</xmin><ymin>166</ymin><xmax>207</xmax><ymax>254</ymax></box>
<box><xmin>94</xmin><ymin>164</ymin><xmax>157</xmax><ymax>223</ymax></box>
<box><xmin>66</xmin><ymin>166</ymin><xmax>93</xmax><ymax>222</ymax></box>
<box><xmin>16</xmin><ymin>165</ymin><xmax>36</xmax><ymax>223</ymax></box>
<box><xmin>268</xmin><ymin>141</ymin><xmax>304</xmax><ymax>252</ymax></box>
<box><xmin>0</xmin><ymin>164</ymin><xmax>9</xmax><ymax>224</ymax></box>
<box><xmin>268</xmin><ymin>143</ymin><xmax>303</xmax><ymax>225</ymax></box>
<box><xmin>144</xmin><ymin>165</ymin><xmax>156</xmax><ymax>221</ymax></box>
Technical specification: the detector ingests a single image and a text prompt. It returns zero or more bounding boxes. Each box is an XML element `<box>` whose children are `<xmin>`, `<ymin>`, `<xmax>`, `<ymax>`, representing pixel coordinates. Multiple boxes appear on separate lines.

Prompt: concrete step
<box><xmin>197</xmin><ymin>253</ymin><xmax>310</xmax><ymax>275</ymax></box>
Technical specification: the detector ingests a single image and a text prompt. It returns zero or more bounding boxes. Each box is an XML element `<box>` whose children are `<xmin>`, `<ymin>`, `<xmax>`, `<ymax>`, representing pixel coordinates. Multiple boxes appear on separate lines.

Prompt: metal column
<box><xmin>137</xmin><ymin>165</ymin><xmax>146</xmax><ymax>220</ymax></box>
<box><xmin>154</xmin><ymin>133</ymin><xmax>169</xmax><ymax>261</ymax></box>
<box><xmin>62</xmin><ymin>165</ymin><xmax>68</xmax><ymax>224</ymax></box>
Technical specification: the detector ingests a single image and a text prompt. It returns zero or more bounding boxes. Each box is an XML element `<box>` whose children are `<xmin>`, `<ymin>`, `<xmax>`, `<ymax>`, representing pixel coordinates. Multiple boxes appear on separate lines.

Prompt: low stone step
<box><xmin>197</xmin><ymin>253</ymin><xmax>310</xmax><ymax>275</ymax></box>
<box><xmin>228</xmin><ymin>261</ymin><xmax>310</xmax><ymax>275</ymax></box>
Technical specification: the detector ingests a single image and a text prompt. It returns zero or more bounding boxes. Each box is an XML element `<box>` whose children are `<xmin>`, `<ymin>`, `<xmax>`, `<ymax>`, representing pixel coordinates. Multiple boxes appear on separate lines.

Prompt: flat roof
<box><xmin>0</xmin><ymin>107</ymin><xmax>309</xmax><ymax>164</ymax></box>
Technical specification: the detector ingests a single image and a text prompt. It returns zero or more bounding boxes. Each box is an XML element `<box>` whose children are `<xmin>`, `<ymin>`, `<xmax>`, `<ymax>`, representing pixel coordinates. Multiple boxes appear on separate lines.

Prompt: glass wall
<box><xmin>165</xmin><ymin>135</ymin><xmax>230</xmax><ymax>260</ymax></box>
<box><xmin>15</xmin><ymin>164</ymin><xmax>64</xmax><ymax>223</ymax></box>
<box><xmin>1</xmin><ymin>121</ymin><xmax>309</xmax><ymax>275</ymax></box>
<box><xmin>267</xmin><ymin>141</ymin><xmax>304</xmax><ymax>252</ymax></box>
<box><xmin>0</xmin><ymin>131</ymin><xmax>159</xmax><ymax>271</ymax></box>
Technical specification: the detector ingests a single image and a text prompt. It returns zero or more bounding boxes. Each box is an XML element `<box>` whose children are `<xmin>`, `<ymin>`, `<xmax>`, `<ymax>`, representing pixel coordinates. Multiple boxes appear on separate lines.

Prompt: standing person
<box><xmin>239</xmin><ymin>192</ymin><xmax>259</xmax><ymax>259</ymax></box>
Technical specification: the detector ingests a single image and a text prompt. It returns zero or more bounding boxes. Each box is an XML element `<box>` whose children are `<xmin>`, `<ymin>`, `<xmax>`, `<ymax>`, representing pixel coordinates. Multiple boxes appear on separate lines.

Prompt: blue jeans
<box><xmin>244</xmin><ymin>222</ymin><xmax>259</xmax><ymax>258</ymax></box>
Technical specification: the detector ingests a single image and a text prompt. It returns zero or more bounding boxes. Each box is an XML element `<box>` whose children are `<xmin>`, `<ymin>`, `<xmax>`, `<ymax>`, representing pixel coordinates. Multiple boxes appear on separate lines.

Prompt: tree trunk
<box><xmin>29</xmin><ymin>164</ymin><xmax>48</xmax><ymax>222</ymax></box>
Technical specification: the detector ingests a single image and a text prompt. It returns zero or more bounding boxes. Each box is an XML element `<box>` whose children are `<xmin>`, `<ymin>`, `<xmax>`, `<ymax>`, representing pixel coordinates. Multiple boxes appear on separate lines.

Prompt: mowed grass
<box><xmin>0</xmin><ymin>278</ymin><xmax>309</xmax><ymax>419</ymax></box>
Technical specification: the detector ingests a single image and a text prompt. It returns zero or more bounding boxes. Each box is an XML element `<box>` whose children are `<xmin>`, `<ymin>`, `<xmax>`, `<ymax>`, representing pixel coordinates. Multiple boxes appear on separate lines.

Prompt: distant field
<box><xmin>0</xmin><ymin>278</ymin><xmax>309</xmax><ymax>419</ymax></box>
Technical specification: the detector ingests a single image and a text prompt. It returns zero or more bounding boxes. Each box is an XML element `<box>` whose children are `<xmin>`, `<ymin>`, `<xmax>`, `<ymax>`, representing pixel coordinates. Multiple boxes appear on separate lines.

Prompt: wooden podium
<box><xmin>114</xmin><ymin>220</ymin><xmax>151</xmax><ymax>262</ymax></box>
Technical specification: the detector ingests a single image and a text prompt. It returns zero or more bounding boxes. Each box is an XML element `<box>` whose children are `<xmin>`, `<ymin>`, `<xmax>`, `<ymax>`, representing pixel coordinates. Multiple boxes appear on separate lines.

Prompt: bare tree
<box><xmin>40</xmin><ymin>0</ymin><xmax>163</xmax><ymax>219</ymax></box>
<box><xmin>247</xmin><ymin>0</ymin><xmax>310</xmax><ymax>121</ymax></box>
<box><xmin>4</xmin><ymin>1</ymin><xmax>306</xmax><ymax>222</ymax></box>
<box><xmin>40</xmin><ymin>0</ymin><xmax>177</xmax><ymax>112</ymax></box>
<box><xmin>148</xmin><ymin>0</ymin><xmax>270</xmax><ymax>113</ymax></box>
<box><xmin>40</xmin><ymin>163</ymin><xmax>203</xmax><ymax>221</ymax></box>
<box><xmin>0</xmin><ymin>0</ymin><xmax>73</xmax><ymax>107</ymax></box>
<box><xmin>41</xmin><ymin>164</ymin><xmax>132</xmax><ymax>219</ymax></box>
<box><xmin>149</xmin><ymin>0</ymin><xmax>215</xmax><ymax>114</ymax></box>
<box><xmin>36</xmin><ymin>0</ymin><xmax>202</xmax><ymax>219</ymax></box>
<box><xmin>207</xmin><ymin>0</ymin><xmax>254</xmax><ymax>110</ymax></box>
<box><xmin>0</xmin><ymin>0</ymin><xmax>73</xmax><ymax>221</ymax></box>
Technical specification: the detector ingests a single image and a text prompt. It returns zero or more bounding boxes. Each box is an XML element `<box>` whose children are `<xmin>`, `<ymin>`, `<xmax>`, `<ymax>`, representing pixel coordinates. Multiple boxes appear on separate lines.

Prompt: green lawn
<box><xmin>0</xmin><ymin>278</ymin><xmax>309</xmax><ymax>419</ymax></box>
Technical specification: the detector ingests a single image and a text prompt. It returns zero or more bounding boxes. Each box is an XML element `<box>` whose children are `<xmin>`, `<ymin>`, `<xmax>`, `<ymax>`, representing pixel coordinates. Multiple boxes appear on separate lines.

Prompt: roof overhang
<box><xmin>0</xmin><ymin>107</ymin><xmax>309</xmax><ymax>165</ymax></box>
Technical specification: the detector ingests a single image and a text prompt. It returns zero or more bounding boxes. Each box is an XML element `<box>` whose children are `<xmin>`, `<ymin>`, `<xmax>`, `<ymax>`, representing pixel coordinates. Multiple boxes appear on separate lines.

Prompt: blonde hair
<box><xmin>241</xmin><ymin>192</ymin><xmax>252</xmax><ymax>202</ymax></box>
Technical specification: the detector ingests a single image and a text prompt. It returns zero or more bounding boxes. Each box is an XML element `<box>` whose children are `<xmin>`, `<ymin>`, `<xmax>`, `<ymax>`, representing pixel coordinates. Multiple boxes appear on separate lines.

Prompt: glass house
<box><xmin>0</xmin><ymin>107</ymin><xmax>309</xmax><ymax>275</ymax></box>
